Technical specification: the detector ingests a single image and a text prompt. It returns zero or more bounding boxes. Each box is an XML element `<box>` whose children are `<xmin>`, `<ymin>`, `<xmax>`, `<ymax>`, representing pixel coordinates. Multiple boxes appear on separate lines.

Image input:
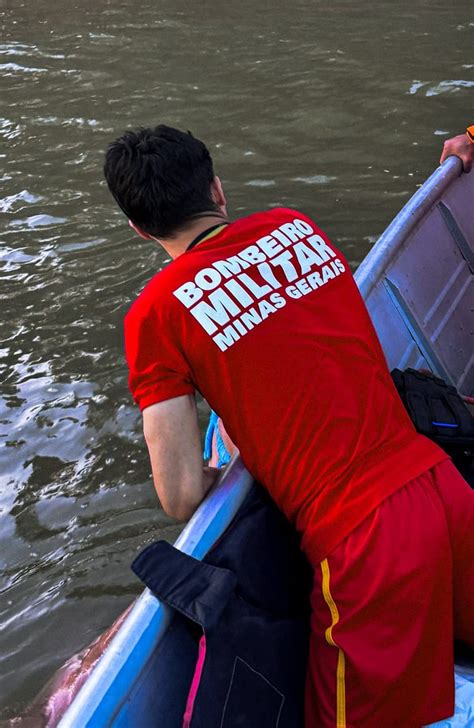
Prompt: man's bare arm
<box><xmin>142</xmin><ymin>395</ymin><xmax>221</xmax><ymax>521</ymax></box>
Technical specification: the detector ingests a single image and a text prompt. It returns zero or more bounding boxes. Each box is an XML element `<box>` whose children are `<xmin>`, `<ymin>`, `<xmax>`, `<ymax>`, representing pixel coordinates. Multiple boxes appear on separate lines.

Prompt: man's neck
<box><xmin>161</xmin><ymin>214</ymin><xmax>228</xmax><ymax>260</ymax></box>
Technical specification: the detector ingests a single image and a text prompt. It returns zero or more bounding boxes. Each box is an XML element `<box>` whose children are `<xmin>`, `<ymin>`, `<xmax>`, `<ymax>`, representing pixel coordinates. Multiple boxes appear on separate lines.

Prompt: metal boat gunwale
<box><xmin>356</xmin><ymin>155</ymin><xmax>462</xmax><ymax>300</ymax></box>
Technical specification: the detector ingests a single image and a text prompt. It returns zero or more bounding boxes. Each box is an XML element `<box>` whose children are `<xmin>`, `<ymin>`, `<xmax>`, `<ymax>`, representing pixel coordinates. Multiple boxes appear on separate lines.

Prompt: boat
<box><xmin>33</xmin><ymin>155</ymin><xmax>474</xmax><ymax>726</ymax></box>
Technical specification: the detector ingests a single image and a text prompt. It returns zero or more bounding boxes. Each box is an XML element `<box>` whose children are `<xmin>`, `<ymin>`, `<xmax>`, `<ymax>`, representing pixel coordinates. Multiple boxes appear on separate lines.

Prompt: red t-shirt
<box><xmin>125</xmin><ymin>208</ymin><xmax>446</xmax><ymax>564</ymax></box>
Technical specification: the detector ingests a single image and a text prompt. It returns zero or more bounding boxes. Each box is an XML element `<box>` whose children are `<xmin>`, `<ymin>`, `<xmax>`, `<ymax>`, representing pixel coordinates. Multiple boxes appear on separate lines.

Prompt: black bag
<box><xmin>132</xmin><ymin>485</ymin><xmax>312</xmax><ymax>728</ymax></box>
<box><xmin>391</xmin><ymin>368</ymin><xmax>474</xmax><ymax>485</ymax></box>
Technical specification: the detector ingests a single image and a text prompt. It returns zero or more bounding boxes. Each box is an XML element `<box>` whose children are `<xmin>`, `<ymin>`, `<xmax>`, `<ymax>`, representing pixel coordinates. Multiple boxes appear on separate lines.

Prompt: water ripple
<box><xmin>0</xmin><ymin>62</ymin><xmax>48</xmax><ymax>74</ymax></box>
<box><xmin>0</xmin><ymin>190</ymin><xmax>43</xmax><ymax>213</ymax></box>
<box><xmin>426</xmin><ymin>79</ymin><xmax>474</xmax><ymax>96</ymax></box>
<box><xmin>8</xmin><ymin>214</ymin><xmax>67</xmax><ymax>229</ymax></box>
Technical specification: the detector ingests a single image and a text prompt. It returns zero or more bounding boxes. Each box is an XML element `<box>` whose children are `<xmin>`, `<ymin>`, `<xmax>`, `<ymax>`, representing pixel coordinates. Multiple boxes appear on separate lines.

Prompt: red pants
<box><xmin>305</xmin><ymin>460</ymin><xmax>474</xmax><ymax>728</ymax></box>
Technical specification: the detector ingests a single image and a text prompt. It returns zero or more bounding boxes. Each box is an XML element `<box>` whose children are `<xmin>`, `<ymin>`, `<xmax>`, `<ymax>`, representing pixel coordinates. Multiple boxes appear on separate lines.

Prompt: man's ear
<box><xmin>211</xmin><ymin>176</ymin><xmax>227</xmax><ymax>210</ymax></box>
<box><xmin>129</xmin><ymin>219</ymin><xmax>156</xmax><ymax>240</ymax></box>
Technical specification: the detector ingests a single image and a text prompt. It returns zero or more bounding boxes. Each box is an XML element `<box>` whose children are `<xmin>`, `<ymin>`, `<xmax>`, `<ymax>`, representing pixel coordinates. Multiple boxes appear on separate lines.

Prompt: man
<box><xmin>104</xmin><ymin>125</ymin><xmax>473</xmax><ymax>727</ymax></box>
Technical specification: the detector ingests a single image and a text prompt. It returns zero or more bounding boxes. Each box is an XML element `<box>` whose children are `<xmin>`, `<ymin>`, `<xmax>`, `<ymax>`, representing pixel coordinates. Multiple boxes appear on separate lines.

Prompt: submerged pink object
<box><xmin>7</xmin><ymin>604</ymin><xmax>133</xmax><ymax>728</ymax></box>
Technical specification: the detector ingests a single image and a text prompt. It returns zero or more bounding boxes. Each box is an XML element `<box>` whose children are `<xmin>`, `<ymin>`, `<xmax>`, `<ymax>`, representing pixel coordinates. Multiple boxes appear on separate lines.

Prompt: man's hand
<box><xmin>439</xmin><ymin>133</ymin><xmax>474</xmax><ymax>173</ymax></box>
<box><xmin>142</xmin><ymin>395</ymin><xmax>221</xmax><ymax>521</ymax></box>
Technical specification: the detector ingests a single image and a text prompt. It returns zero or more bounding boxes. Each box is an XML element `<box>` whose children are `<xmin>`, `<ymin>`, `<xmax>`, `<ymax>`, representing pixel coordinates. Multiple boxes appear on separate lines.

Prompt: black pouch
<box><xmin>391</xmin><ymin>368</ymin><xmax>474</xmax><ymax>485</ymax></box>
<box><xmin>132</xmin><ymin>485</ymin><xmax>312</xmax><ymax>728</ymax></box>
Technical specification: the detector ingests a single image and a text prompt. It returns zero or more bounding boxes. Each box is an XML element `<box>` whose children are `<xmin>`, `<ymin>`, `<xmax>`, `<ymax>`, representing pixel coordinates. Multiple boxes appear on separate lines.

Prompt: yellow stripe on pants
<box><xmin>321</xmin><ymin>558</ymin><xmax>346</xmax><ymax>728</ymax></box>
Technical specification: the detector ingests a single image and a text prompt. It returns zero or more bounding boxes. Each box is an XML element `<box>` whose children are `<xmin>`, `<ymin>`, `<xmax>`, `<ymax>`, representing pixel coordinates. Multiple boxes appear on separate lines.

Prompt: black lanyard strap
<box><xmin>186</xmin><ymin>223</ymin><xmax>227</xmax><ymax>252</ymax></box>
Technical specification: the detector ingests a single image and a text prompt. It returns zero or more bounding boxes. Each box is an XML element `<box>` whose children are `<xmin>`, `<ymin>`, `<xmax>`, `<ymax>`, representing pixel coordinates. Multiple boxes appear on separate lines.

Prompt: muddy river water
<box><xmin>1</xmin><ymin>0</ymin><xmax>473</xmax><ymax>716</ymax></box>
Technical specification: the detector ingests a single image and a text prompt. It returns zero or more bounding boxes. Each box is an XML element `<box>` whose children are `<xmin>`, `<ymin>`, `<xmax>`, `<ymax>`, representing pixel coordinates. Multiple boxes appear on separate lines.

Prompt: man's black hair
<box><xmin>104</xmin><ymin>125</ymin><xmax>219</xmax><ymax>238</ymax></box>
